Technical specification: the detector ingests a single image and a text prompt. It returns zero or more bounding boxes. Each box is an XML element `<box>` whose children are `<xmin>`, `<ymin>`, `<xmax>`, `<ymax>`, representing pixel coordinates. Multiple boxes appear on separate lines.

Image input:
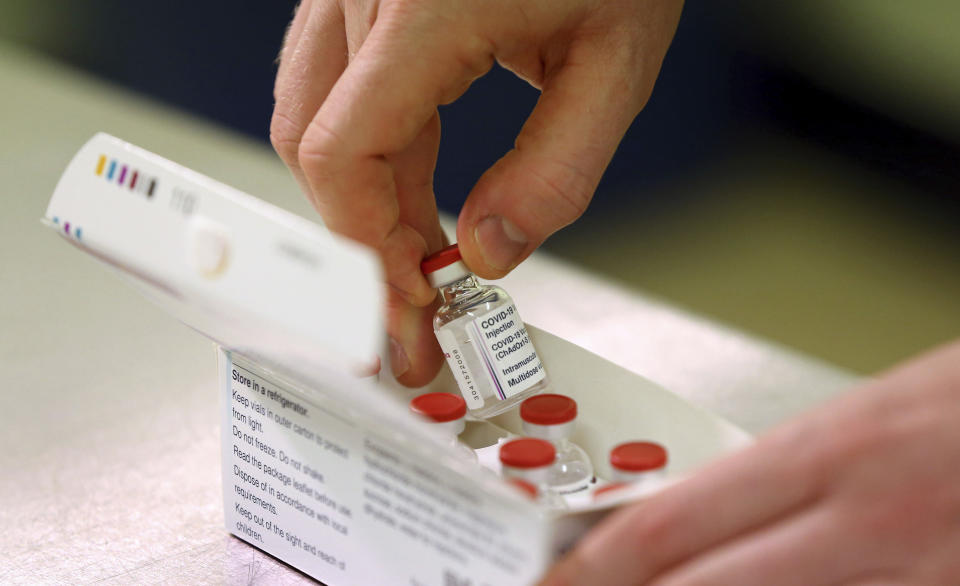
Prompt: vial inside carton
<box><xmin>47</xmin><ymin>133</ymin><xmax>754</xmax><ymax>586</ymax></box>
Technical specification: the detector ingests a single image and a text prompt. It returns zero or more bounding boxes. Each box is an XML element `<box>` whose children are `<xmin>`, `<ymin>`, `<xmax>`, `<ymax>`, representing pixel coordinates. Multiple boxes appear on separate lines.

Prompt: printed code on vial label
<box><xmin>437</xmin><ymin>328</ymin><xmax>484</xmax><ymax>409</ymax></box>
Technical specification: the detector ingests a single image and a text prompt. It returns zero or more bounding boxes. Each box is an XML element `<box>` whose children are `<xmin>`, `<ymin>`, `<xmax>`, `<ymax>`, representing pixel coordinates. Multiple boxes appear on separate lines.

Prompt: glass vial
<box><xmin>520</xmin><ymin>394</ymin><xmax>594</xmax><ymax>494</ymax></box>
<box><xmin>595</xmin><ymin>441</ymin><xmax>668</xmax><ymax>499</ymax></box>
<box><xmin>409</xmin><ymin>392</ymin><xmax>477</xmax><ymax>462</ymax></box>
<box><xmin>422</xmin><ymin>244</ymin><xmax>548</xmax><ymax>419</ymax></box>
<box><xmin>499</xmin><ymin>438</ymin><xmax>566</xmax><ymax>510</ymax></box>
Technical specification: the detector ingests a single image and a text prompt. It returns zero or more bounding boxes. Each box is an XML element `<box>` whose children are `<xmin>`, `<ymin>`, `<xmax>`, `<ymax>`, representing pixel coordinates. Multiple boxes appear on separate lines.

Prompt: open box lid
<box><xmin>43</xmin><ymin>132</ymin><xmax>555</xmax><ymax>513</ymax></box>
<box><xmin>44</xmin><ymin>132</ymin><xmax>385</xmax><ymax>384</ymax></box>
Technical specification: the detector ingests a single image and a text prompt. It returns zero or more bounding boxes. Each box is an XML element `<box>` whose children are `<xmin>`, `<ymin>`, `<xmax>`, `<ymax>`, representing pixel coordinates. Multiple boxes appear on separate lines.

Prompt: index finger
<box><xmin>297</xmin><ymin>4</ymin><xmax>493</xmax><ymax>305</ymax></box>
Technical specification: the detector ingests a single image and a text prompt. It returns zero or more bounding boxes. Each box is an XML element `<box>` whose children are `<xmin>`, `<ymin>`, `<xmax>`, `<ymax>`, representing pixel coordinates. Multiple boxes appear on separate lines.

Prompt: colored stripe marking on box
<box><xmin>93</xmin><ymin>153</ymin><xmax>158</xmax><ymax>198</ymax></box>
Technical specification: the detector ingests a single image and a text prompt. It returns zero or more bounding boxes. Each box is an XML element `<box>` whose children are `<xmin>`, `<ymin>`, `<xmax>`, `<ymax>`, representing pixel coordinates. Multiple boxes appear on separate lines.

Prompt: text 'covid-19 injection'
<box><xmin>421</xmin><ymin>244</ymin><xmax>548</xmax><ymax>419</ymax></box>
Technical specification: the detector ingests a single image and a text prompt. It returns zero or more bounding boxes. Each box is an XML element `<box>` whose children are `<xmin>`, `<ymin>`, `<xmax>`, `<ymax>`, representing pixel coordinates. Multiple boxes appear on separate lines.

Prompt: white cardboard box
<box><xmin>47</xmin><ymin>134</ymin><xmax>752</xmax><ymax>585</ymax></box>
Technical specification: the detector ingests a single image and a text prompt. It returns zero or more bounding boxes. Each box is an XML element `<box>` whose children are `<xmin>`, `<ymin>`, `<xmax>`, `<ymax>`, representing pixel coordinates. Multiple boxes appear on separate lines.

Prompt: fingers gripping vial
<box><xmin>422</xmin><ymin>244</ymin><xmax>549</xmax><ymax>419</ymax></box>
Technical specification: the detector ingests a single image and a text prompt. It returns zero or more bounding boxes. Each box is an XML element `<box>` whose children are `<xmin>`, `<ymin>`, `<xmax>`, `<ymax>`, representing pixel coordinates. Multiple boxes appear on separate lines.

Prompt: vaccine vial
<box><xmin>421</xmin><ymin>244</ymin><xmax>549</xmax><ymax>419</ymax></box>
<box><xmin>595</xmin><ymin>441</ymin><xmax>668</xmax><ymax>499</ymax></box>
<box><xmin>520</xmin><ymin>394</ymin><xmax>594</xmax><ymax>494</ymax></box>
<box><xmin>409</xmin><ymin>392</ymin><xmax>477</xmax><ymax>462</ymax></box>
<box><xmin>498</xmin><ymin>438</ymin><xmax>566</xmax><ymax>510</ymax></box>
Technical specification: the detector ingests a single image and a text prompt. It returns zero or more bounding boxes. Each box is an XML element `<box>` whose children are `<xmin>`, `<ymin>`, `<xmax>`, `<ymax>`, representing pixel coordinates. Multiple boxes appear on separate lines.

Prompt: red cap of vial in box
<box><xmin>520</xmin><ymin>394</ymin><xmax>577</xmax><ymax>425</ymax></box>
<box><xmin>610</xmin><ymin>441</ymin><xmax>668</xmax><ymax>472</ymax></box>
<box><xmin>507</xmin><ymin>477</ymin><xmax>539</xmax><ymax>499</ymax></box>
<box><xmin>499</xmin><ymin>438</ymin><xmax>556</xmax><ymax>469</ymax></box>
<box><xmin>592</xmin><ymin>482</ymin><xmax>629</xmax><ymax>500</ymax></box>
<box><xmin>420</xmin><ymin>244</ymin><xmax>462</xmax><ymax>273</ymax></box>
<box><xmin>409</xmin><ymin>392</ymin><xmax>467</xmax><ymax>422</ymax></box>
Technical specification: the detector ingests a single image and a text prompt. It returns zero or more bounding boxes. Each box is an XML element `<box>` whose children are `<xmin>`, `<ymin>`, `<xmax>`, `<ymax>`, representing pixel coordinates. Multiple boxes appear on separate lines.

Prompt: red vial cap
<box><xmin>421</xmin><ymin>244</ymin><xmax>462</xmax><ymax>274</ymax></box>
<box><xmin>520</xmin><ymin>394</ymin><xmax>578</xmax><ymax>425</ymax></box>
<box><xmin>610</xmin><ymin>441</ymin><xmax>668</xmax><ymax>472</ymax></box>
<box><xmin>499</xmin><ymin>438</ymin><xmax>556</xmax><ymax>469</ymax></box>
<box><xmin>593</xmin><ymin>482</ymin><xmax>629</xmax><ymax>500</ymax></box>
<box><xmin>409</xmin><ymin>392</ymin><xmax>467</xmax><ymax>422</ymax></box>
<box><xmin>507</xmin><ymin>478</ymin><xmax>539</xmax><ymax>499</ymax></box>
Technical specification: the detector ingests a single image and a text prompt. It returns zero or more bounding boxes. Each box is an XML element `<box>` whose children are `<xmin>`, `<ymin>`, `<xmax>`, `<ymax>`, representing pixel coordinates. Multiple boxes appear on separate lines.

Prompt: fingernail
<box><xmin>389</xmin><ymin>337</ymin><xmax>410</xmax><ymax>378</ymax></box>
<box><xmin>474</xmin><ymin>216</ymin><xmax>528</xmax><ymax>271</ymax></box>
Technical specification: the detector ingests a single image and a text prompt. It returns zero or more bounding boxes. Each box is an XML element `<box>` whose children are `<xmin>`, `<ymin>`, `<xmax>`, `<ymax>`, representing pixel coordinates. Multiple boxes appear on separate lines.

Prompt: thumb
<box><xmin>457</xmin><ymin>44</ymin><xmax>655</xmax><ymax>278</ymax></box>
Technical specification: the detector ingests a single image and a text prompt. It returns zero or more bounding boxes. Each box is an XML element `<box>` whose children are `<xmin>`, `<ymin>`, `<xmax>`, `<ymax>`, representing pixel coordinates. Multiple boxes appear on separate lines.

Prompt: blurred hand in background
<box><xmin>541</xmin><ymin>341</ymin><xmax>960</xmax><ymax>585</ymax></box>
<box><xmin>270</xmin><ymin>0</ymin><xmax>683</xmax><ymax>385</ymax></box>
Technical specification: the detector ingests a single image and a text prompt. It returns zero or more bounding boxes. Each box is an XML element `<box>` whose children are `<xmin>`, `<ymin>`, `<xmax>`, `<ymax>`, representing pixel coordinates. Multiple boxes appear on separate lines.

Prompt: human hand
<box><xmin>541</xmin><ymin>341</ymin><xmax>960</xmax><ymax>585</ymax></box>
<box><xmin>270</xmin><ymin>0</ymin><xmax>683</xmax><ymax>385</ymax></box>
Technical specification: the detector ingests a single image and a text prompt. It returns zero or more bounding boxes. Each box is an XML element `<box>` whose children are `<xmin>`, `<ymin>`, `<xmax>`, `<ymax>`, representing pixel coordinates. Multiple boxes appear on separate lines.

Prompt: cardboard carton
<box><xmin>47</xmin><ymin>134</ymin><xmax>751</xmax><ymax>585</ymax></box>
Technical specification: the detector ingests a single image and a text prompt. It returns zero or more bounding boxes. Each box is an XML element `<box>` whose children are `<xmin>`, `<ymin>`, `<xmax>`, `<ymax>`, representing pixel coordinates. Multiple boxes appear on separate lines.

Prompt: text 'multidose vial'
<box><xmin>421</xmin><ymin>244</ymin><xmax>548</xmax><ymax>419</ymax></box>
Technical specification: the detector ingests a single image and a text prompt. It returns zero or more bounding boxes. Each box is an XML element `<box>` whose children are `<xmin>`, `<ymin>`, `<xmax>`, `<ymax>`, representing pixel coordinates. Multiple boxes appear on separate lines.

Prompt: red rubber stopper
<box><xmin>409</xmin><ymin>392</ymin><xmax>467</xmax><ymax>422</ymax></box>
<box><xmin>593</xmin><ymin>482</ymin><xmax>629</xmax><ymax>500</ymax></box>
<box><xmin>610</xmin><ymin>441</ymin><xmax>668</xmax><ymax>472</ymax></box>
<box><xmin>520</xmin><ymin>394</ymin><xmax>578</xmax><ymax>425</ymax></box>
<box><xmin>420</xmin><ymin>244</ymin><xmax>462</xmax><ymax>274</ymax></box>
<box><xmin>507</xmin><ymin>477</ymin><xmax>539</xmax><ymax>499</ymax></box>
<box><xmin>499</xmin><ymin>438</ymin><xmax>556</xmax><ymax>469</ymax></box>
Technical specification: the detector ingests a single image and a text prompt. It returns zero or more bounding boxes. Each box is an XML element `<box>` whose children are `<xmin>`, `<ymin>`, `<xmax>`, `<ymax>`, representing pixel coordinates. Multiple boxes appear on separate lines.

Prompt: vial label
<box><xmin>437</xmin><ymin>328</ymin><xmax>484</xmax><ymax>409</ymax></box>
<box><xmin>470</xmin><ymin>304</ymin><xmax>545</xmax><ymax>399</ymax></box>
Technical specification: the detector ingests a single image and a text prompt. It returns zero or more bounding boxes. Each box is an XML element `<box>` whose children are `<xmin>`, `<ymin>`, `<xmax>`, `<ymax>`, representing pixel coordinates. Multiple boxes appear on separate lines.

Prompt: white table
<box><xmin>0</xmin><ymin>43</ymin><xmax>853</xmax><ymax>584</ymax></box>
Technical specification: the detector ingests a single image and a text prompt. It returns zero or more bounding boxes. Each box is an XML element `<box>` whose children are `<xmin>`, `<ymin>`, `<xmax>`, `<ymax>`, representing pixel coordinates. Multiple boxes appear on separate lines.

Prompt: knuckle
<box><xmin>269</xmin><ymin>109</ymin><xmax>304</xmax><ymax>165</ymax></box>
<box><xmin>452</xmin><ymin>34</ymin><xmax>495</xmax><ymax>79</ymax></box>
<box><xmin>601</xmin><ymin>27</ymin><xmax>668</xmax><ymax>114</ymax></box>
<box><xmin>437</xmin><ymin>43</ymin><xmax>494</xmax><ymax>105</ymax></box>
<box><xmin>526</xmin><ymin>157</ymin><xmax>595</xmax><ymax>227</ymax></box>
<box><xmin>377</xmin><ymin>0</ymin><xmax>424</xmax><ymax>25</ymax></box>
<box><xmin>379</xmin><ymin>0</ymin><xmax>492</xmax><ymax>96</ymax></box>
<box><xmin>379</xmin><ymin>0</ymin><xmax>428</xmax><ymax>16</ymax></box>
<box><xmin>297</xmin><ymin>118</ymin><xmax>347</xmax><ymax>178</ymax></box>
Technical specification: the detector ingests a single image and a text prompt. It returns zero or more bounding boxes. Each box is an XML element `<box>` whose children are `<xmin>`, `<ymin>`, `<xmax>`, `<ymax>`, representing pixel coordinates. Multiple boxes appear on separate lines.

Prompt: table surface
<box><xmin>0</xmin><ymin>44</ymin><xmax>854</xmax><ymax>584</ymax></box>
